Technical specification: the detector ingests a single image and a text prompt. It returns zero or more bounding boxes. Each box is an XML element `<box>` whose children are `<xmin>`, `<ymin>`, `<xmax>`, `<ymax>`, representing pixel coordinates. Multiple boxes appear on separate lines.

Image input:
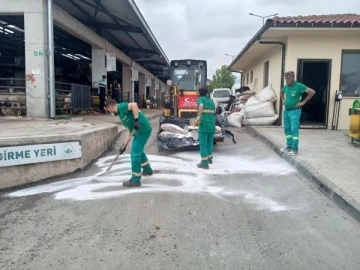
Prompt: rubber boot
<box><xmin>142</xmin><ymin>170</ymin><xmax>153</xmax><ymax>176</ymax></box>
<box><xmin>197</xmin><ymin>163</ymin><xmax>209</xmax><ymax>170</ymax></box>
<box><xmin>122</xmin><ymin>180</ymin><xmax>141</xmax><ymax>187</ymax></box>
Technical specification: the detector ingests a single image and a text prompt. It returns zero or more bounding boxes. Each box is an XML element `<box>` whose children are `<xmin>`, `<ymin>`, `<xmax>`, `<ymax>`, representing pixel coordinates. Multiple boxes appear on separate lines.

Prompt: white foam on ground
<box><xmin>7</xmin><ymin>153</ymin><xmax>295</xmax><ymax>212</ymax></box>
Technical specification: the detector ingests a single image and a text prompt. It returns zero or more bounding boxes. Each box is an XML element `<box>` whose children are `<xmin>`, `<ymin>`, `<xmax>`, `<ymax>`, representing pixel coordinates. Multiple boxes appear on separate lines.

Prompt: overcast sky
<box><xmin>136</xmin><ymin>0</ymin><xmax>360</xmax><ymax>82</ymax></box>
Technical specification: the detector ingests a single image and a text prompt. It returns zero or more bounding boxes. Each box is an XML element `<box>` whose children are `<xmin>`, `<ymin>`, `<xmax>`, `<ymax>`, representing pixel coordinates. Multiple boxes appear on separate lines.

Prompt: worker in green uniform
<box><xmin>280</xmin><ymin>71</ymin><xmax>315</xmax><ymax>156</ymax></box>
<box><xmin>195</xmin><ymin>86</ymin><xmax>216</xmax><ymax>169</ymax></box>
<box><xmin>106</xmin><ymin>99</ymin><xmax>153</xmax><ymax>187</ymax></box>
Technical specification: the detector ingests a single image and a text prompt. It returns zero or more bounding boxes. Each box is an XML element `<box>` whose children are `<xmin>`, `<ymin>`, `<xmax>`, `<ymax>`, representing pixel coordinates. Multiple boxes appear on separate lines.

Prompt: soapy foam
<box><xmin>8</xmin><ymin>153</ymin><xmax>294</xmax><ymax>212</ymax></box>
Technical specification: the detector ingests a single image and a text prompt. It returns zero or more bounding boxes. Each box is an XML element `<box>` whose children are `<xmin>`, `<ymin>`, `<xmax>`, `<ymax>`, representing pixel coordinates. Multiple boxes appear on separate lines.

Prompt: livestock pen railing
<box><xmin>0</xmin><ymin>79</ymin><xmax>92</xmax><ymax>117</ymax></box>
<box><xmin>55</xmin><ymin>82</ymin><xmax>91</xmax><ymax>115</ymax></box>
<box><xmin>0</xmin><ymin>78</ymin><xmax>26</xmax><ymax>116</ymax></box>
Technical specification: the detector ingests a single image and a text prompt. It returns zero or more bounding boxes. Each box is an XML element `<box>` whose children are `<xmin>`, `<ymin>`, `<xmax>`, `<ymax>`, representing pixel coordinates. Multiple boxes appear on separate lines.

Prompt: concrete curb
<box><xmin>0</xmin><ymin>112</ymin><xmax>162</xmax><ymax>191</ymax></box>
<box><xmin>246</xmin><ymin>126</ymin><xmax>360</xmax><ymax>222</ymax></box>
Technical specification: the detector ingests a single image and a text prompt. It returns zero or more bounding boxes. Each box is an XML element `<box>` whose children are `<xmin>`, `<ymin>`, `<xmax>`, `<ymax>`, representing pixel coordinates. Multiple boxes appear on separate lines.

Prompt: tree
<box><xmin>210</xmin><ymin>65</ymin><xmax>236</xmax><ymax>91</ymax></box>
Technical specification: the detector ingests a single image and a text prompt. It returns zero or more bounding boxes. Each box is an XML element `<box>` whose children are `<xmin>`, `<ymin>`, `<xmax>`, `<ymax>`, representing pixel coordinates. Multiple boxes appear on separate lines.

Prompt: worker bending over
<box><xmin>195</xmin><ymin>86</ymin><xmax>216</xmax><ymax>169</ymax></box>
<box><xmin>106</xmin><ymin>99</ymin><xmax>153</xmax><ymax>187</ymax></box>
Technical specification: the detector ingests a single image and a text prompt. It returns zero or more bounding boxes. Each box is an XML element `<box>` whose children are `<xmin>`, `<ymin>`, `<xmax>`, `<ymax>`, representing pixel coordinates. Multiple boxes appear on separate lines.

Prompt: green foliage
<box><xmin>210</xmin><ymin>65</ymin><xmax>236</xmax><ymax>91</ymax></box>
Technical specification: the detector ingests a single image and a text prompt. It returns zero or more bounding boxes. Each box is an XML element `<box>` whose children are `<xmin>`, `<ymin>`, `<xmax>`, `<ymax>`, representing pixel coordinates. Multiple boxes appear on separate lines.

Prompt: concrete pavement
<box><xmin>247</xmin><ymin>126</ymin><xmax>360</xmax><ymax>222</ymax></box>
<box><xmin>1</xmin><ymin>119</ymin><xmax>359</xmax><ymax>270</ymax></box>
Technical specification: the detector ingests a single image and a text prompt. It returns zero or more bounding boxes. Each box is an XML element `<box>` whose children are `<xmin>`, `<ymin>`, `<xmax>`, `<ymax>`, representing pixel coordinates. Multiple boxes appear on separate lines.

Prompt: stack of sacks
<box><xmin>239</xmin><ymin>90</ymin><xmax>255</xmax><ymax>105</ymax></box>
<box><xmin>158</xmin><ymin>123</ymin><xmax>189</xmax><ymax>140</ymax></box>
<box><xmin>243</xmin><ymin>85</ymin><xmax>279</xmax><ymax>126</ymax></box>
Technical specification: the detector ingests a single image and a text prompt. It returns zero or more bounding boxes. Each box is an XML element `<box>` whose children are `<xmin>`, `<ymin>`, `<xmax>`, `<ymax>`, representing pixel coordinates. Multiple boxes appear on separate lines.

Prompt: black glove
<box><xmin>134</xmin><ymin>118</ymin><xmax>140</xmax><ymax>131</ymax></box>
<box><xmin>119</xmin><ymin>144</ymin><xmax>126</xmax><ymax>154</ymax></box>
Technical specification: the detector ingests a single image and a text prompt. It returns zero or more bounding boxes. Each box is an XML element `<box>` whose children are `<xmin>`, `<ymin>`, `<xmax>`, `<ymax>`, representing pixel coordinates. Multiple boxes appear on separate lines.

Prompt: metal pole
<box><xmin>131</xmin><ymin>60</ymin><xmax>135</xmax><ymax>102</ymax></box>
<box><xmin>47</xmin><ymin>0</ymin><xmax>56</xmax><ymax>118</ymax></box>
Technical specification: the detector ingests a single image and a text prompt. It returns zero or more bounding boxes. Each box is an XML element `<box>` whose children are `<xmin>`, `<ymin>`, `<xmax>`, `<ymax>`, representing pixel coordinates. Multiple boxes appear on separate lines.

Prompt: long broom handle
<box><xmin>105</xmin><ymin>129</ymin><xmax>136</xmax><ymax>174</ymax></box>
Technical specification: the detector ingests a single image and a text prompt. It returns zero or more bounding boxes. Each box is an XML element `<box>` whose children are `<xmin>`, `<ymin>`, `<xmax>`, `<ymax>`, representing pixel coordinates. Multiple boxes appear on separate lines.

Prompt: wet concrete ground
<box><xmin>1</xmin><ymin>119</ymin><xmax>360</xmax><ymax>270</ymax></box>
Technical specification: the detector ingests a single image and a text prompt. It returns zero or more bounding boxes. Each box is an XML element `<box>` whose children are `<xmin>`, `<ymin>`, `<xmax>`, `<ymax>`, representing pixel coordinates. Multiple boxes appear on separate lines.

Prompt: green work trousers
<box><xmin>131</xmin><ymin>131</ymin><xmax>152</xmax><ymax>182</ymax></box>
<box><xmin>283</xmin><ymin>108</ymin><xmax>302</xmax><ymax>151</ymax></box>
<box><xmin>199</xmin><ymin>132</ymin><xmax>214</xmax><ymax>166</ymax></box>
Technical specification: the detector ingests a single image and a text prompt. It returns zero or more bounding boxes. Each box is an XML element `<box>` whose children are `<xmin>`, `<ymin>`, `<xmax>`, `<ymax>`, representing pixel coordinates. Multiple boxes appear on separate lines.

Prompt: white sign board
<box><xmin>132</xmin><ymin>68</ymin><xmax>139</xmax><ymax>81</ymax></box>
<box><xmin>106</xmin><ymin>53</ymin><xmax>116</xmax><ymax>72</ymax></box>
<box><xmin>155</xmin><ymin>81</ymin><xmax>160</xmax><ymax>91</ymax></box>
<box><xmin>0</xmin><ymin>142</ymin><xmax>82</xmax><ymax>168</ymax></box>
<box><xmin>146</xmin><ymin>75</ymin><xmax>152</xmax><ymax>87</ymax></box>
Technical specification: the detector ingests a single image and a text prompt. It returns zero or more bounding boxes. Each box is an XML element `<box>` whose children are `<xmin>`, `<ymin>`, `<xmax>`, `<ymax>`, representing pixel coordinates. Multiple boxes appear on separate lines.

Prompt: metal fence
<box><xmin>0</xmin><ymin>78</ymin><xmax>27</xmax><ymax>116</ymax></box>
<box><xmin>55</xmin><ymin>82</ymin><xmax>91</xmax><ymax>115</ymax></box>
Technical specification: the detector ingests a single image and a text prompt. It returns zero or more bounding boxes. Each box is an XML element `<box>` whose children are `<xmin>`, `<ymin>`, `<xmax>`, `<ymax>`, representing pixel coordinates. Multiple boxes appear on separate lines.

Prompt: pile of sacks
<box><xmin>158</xmin><ymin>123</ymin><xmax>222</xmax><ymax>141</ymax></box>
<box><xmin>238</xmin><ymin>90</ymin><xmax>256</xmax><ymax>105</ymax></box>
<box><xmin>228</xmin><ymin>85</ymin><xmax>279</xmax><ymax>127</ymax></box>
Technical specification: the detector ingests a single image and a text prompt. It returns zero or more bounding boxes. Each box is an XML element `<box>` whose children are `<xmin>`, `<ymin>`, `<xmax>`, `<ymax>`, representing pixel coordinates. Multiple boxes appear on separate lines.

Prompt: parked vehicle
<box><xmin>211</xmin><ymin>88</ymin><xmax>231</xmax><ymax>104</ymax></box>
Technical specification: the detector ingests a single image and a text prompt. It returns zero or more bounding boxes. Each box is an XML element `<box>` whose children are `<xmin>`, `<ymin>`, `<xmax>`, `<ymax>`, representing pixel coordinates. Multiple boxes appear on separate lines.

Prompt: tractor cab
<box><xmin>165</xmin><ymin>59</ymin><xmax>207</xmax><ymax>119</ymax></box>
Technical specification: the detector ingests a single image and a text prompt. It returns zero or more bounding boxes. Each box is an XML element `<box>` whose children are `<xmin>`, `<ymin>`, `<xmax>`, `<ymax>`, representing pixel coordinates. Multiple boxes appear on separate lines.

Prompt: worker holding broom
<box><xmin>195</xmin><ymin>86</ymin><xmax>216</xmax><ymax>169</ymax></box>
<box><xmin>106</xmin><ymin>99</ymin><xmax>153</xmax><ymax>187</ymax></box>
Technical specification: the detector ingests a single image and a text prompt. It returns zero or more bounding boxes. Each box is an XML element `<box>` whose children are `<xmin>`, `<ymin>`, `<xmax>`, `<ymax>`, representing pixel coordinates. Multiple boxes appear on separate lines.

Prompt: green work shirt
<box><xmin>282</xmin><ymin>82</ymin><xmax>308</xmax><ymax>110</ymax></box>
<box><xmin>197</xmin><ymin>96</ymin><xmax>216</xmax><ymax>133</ymax></box>
<box><xmin>117</xmin><ymin>102</ymin><xmax>152</xmax><ymax>133</ymax></box>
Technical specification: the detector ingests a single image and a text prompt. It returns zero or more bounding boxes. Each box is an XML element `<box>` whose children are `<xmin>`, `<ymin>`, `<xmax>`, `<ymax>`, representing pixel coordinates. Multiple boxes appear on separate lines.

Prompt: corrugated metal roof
<box><xmin>53</xmin><ymin>0</ymin><xmax>169</xmax><ymax>77</ymax></box>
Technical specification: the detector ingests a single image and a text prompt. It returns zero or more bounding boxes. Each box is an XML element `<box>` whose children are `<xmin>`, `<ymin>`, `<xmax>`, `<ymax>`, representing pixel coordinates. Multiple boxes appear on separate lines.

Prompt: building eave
<box><xmin>229</xmin><ymin>20</ymin><xmax>360</xmax><ymax>72</ymax></box>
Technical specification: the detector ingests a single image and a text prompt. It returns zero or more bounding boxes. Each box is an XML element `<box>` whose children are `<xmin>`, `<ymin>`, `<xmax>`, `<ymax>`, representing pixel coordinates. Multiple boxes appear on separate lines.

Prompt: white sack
<box><xmin>185</xmin><ymin>125</ymin><xmax>198</xmax><ymax>132</ymax></box>
<box><xmin>158</xmin><ymin>131</ymin><xmax>186</xmax><ymax>138</ymax></box>
<box><xmin>244</xmin><ymin>96</ymin><xmax>261</xmax><ymax>107</ymax></box>
<box><xmin>186</xmin><ymin>125</ymin><xmax>221</xmax><ymax>136</ymax></box>
<box><xmin>257</xmin><ymin>85</ymin><xmax>277</xmax><ymax>103</ymax></box>
<box><xmin>161</xmin><ymin>123</ymin><xmax>187</xmax><ymax>135</ymax></box>
<box><xmin>215</xmin><ymin>126</ymin><xmax>222</xmax><ymax>134</ymax></box>
<box><xmin>228</xmin><ymin>112</ymin><xmax>244</xmax><ymax>128</ymax></box>
<box><xmin>190</xmin><ymin>129</ymin><xmax>199</xmax><ymax>140</ymax></box>
<box><xmin>244</xmin><ymin>102</ymin><xmax>275</xmax><ymax>119</ymax></box>
<box><xmin>241</xmin><ymin>90</ymin><xmax>255</xmax><ymax>96</ymax></box>
<box><xmin>244</xmin><ymin>115</ymin><xmax>279</xmax><ymax>126</ymax></box>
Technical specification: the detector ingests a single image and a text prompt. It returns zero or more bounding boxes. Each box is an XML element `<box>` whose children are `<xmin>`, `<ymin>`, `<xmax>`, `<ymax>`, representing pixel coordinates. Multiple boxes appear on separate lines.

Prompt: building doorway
<box><xmin>297</xmin><ymin>59</ymin><xmax>331</xmax><ymax>128</ymax></box>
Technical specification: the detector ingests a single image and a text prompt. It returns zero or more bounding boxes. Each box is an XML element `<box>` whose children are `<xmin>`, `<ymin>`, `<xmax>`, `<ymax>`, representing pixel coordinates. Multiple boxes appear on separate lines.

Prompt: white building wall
<box><xmin>286</xmin><ymin>35</ymin><xmax>360</xmax><ymax>130</ymax></box>
<box><xmin>241</xmin><ymin>46</ymin><xmax>283</xmax><ymax>113</ymax></box>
